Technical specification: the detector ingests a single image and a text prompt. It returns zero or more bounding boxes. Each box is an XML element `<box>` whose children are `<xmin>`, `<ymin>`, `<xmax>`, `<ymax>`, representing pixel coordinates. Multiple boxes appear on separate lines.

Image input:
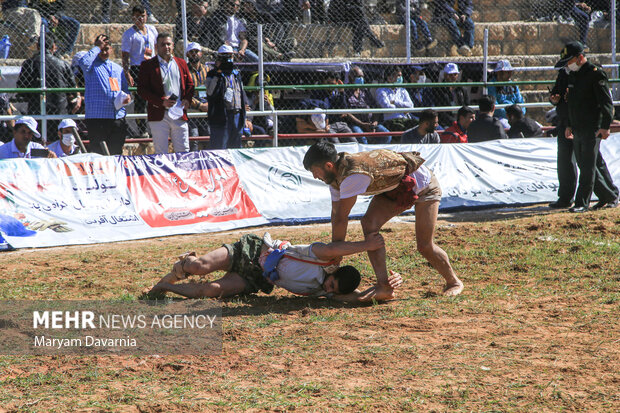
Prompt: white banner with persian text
<box><xmin>0</xmin><ymin>135</ymin><xmax>618</xmax><ymax>249</ymax></box>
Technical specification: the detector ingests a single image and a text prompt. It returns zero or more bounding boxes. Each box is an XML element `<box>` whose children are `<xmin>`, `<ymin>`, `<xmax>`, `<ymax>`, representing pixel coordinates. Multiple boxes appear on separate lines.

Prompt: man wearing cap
<box><xmin>430</xmin><ymin>63</ymin><xmax>469</xmax><ymax>128</ymax></box>
<box><xmin>487</xmin><ymin>59</ymin><xmax>525</xmax><ymax>120</ymax></box>
<box><xmin>46</xmin><ymin>119</ymin><xmax>81</xmax><ymax>157</ymax></box>
<box><xmin>555</xmin><ymin>41</ymin><xmax>619</xmax><ymax>212</ymax></box>
<box><xmin>138</xmin><ymin>33</ymin><xmax>195</xmax><ymax>154</ymax></box>
<box><xmin>79</xmin><ymin>34</ymin><xmax>132</xmax><ymax>155</ymax></box>
<box><xmin>0</xmin><ymin>117</ymin><xmax>57</xmax><ymax>159</ymax></box>
<box><xmin>122</xmin><ymin>5</ymin><xmax>158</xmax><ymax>138</ymax></box>
<box><xmin>548</xmin><ymin>62</ymin><xmax>577</xmax><ymax>209</ymax></box>
<box><xmin>206</xmin><ymin>44</ymin><xmax>248</xmax><ymax>149</ymax></box>
<box><xmin>185</xmin><ymin>42</ymin><xmax>210</xmax><ymax>150</ymax></box>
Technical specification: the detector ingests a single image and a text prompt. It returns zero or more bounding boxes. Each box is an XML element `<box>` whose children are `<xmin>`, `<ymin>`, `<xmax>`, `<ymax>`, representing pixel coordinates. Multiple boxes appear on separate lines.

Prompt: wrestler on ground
<box><xmin>147</xmin><ymin>232</ymin><xmax>402</xmax><ymax>302</ymax></box>
<box><xmin>303</xmin><ymin>141</ymin><xmax>463</xmax><ymax>301</ymax></box>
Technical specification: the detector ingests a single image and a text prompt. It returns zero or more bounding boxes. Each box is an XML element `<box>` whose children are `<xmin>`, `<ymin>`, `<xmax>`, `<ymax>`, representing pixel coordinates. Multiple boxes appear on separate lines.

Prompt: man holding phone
<box><xmin>138</xmin><ymin>33</ymin><xmax>194</xmax><ymax>154</ymax></box>
<box><xmin>0</xmin><ymin>117</ymin><xmax>57</xmax><ymax>159</ymax></box>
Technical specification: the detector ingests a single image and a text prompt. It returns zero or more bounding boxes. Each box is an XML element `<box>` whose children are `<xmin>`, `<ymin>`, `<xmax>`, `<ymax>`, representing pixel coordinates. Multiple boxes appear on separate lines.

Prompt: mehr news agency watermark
<box><xmin>0</xmin><ymin>301</ymin><xmax>222</xmax><ymax>355</ymax></box>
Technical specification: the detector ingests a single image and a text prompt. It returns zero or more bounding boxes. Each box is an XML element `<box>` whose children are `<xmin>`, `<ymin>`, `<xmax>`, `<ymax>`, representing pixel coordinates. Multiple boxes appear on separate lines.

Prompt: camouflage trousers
<box><xmin>223</xmin><ymin>234</ymin><xmax>274</xmax><ymax>295</ymax></box>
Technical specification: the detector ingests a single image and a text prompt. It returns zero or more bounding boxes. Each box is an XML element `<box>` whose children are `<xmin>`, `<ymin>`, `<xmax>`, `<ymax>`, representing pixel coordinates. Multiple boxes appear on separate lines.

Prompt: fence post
<box><xmin>39</xmin><ymin>25</ymin><xmax>47</xmax><ymax>144</ymax></box>
<box><xmin>273</xmin><ymin>113</ymin><xmax>278</xmax><ymax>147</ymax></box>
<box><xmin>258</xmin><ymin>24</ymin><xmax>265</xmax><ymax>113</ymax></box>
<box><xmin>405</xmin><ymin>0</ymin><xmax>411</xmax><ymax>63</ymax></box>
<box><xmin>482</xmin><ymin>28</ymin><xmax>489</xmax><ymax>95</ymax></box>
<box><xmin>612</xmin><ymin>0</ymin><xmax>618</xmax><ymax>98</ymax></box>
<box><xmin>181</xmin><ymin>0</ymin><xmax>188</xmax><ymax>58</ymax></box>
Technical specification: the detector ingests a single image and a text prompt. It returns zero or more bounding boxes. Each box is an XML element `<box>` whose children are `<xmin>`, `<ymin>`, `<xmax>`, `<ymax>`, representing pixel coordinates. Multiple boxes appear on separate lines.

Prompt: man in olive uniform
<box><xmin>548</xmin><ymin>67</ymin><xmax>577</xmax><ymax>208</ymax></box>
<box><xmin>555</xmin><ymin>41</ymin><xmax>619</xmax><ymax>212</ymax></box>
<box><xmin>303</xmin><ymin>142</ymin><xmax>464</xmax><ymax>301</ymax></box>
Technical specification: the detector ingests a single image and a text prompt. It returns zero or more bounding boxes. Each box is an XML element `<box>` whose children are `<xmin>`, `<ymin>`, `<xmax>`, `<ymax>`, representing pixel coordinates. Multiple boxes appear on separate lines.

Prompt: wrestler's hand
<box><xmin>387</xmin><ymin>270</ymin><xmax>403</xmax><ymax>289</ymax></box>
<box><xmin>364</xmin><ymin>231</ymin><xmax>384</xmax><ymax>251</ymax></box>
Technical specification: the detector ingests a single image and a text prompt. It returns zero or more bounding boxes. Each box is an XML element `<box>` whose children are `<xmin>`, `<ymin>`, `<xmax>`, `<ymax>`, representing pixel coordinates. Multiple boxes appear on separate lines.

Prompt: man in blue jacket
<box><xmin>487</xmin><ymin>59</ymin><xmax>525</xmax><ymax>120</ymax></box>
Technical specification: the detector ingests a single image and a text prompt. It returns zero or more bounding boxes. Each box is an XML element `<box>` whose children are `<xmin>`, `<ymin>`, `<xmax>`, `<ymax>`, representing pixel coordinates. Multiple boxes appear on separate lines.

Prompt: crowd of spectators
<box><xmin>0</xmin><ymin>39</ymin><xmax>560</xmax><ymax>158</ymax></box>
<box><xmin>0</xmin><ymin>1</ymin><xmax>596</xmax><ymax>158</ymax></box>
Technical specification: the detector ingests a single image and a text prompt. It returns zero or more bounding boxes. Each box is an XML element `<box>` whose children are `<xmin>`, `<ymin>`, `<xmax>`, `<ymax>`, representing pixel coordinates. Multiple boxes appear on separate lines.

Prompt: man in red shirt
<box><xmin>440</xmin><ymin>105</ymin><xmax>475</xmax><ymax>143</ymax></box>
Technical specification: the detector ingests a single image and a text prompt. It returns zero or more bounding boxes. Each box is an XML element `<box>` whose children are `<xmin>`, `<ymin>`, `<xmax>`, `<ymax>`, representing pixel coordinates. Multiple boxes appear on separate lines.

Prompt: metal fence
<box><xmin>0</xmin><ymin>0</ymin><xmax>618</xmax><ymax>146</ymax></box>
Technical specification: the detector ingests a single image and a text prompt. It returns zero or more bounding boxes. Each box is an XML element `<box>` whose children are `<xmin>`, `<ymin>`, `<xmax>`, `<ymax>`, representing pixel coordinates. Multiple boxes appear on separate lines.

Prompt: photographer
<box><xmin>206</xmin><ymin>44</ymin><xmax>248</xmax><ymax>149</ymax></box>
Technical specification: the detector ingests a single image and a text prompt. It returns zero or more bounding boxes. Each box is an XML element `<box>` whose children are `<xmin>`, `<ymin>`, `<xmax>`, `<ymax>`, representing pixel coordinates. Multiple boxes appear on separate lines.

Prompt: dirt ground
<box><xmin>0</xmin><ymin>205</ymin><xmax>618</xmax><ymax>412</ymax></box>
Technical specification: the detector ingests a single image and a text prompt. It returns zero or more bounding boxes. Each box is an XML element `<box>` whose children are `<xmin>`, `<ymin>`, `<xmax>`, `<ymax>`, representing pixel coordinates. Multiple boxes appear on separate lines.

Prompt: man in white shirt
<box><xmin>122</xmin><ymin>5</ymin><xmax>158</xmax><ymax>137</ymax></box>
<box><xmin>46</xmin><ymin>119</ymin><xmax>81</xmax><ymax>157</ymax></box>
<box><xmin>0</xmin><ymin>117</ymin><xmax>57</xmax><ymax>159</ymax></box>
<box><xmin>147</xmin><ymin>232</ymin><xmax>402</xmax><ymax>302</ymax></box>
<box><xmin>137</xmin><ymin>33</ymin><xmax>195</xmax><ymax>154</ymax></box>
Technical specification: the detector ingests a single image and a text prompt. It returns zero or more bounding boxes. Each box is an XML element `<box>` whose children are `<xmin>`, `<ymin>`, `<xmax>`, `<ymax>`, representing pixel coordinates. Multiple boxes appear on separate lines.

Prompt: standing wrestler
<box><xmin>555</xmin><ymin>41</ymin><xmax>619</xmax><ymax>212</ymax></box>
<box><xmin>303</xmin><ymin>142</ymin><xmax>463</xmax><ymax>301</ymax></box>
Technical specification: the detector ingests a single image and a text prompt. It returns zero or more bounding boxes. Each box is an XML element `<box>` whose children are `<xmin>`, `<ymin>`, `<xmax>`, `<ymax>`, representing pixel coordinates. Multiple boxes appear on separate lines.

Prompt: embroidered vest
<box><xmin>330</xmin><ymin>149</ymin><xmax>426</xmax><ymax>195</ymax></box>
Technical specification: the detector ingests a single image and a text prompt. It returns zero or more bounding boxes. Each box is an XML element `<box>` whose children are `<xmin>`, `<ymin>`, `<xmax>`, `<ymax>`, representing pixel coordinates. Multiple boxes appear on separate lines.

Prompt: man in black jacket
<box><xmin>548</xmin><ymin>67</ymin><xmax>577</xmax><ymax>209</ymax></box>
<box><xmin>505</xmin><ymin>104</ymin><xmax>543</xmax><ymax>139</ymax></box>
<box><xmin>206</xmin><ymin>44</ymin><xmax>248</xmax><ymax>149</ymax></box>
<box><xmin>555</xmin><ymin>41</ymin><xmax>618</xmax><ymax>212</ymax></box>
<box><xmin>466</xmin><ymin>95</ymin><xmax>507</xmax><ymax>142</ymax></box>
<box><xmin>16</xmin><ymin>35</ymin><xmax>80</xmax><ymax>139</ymax></box>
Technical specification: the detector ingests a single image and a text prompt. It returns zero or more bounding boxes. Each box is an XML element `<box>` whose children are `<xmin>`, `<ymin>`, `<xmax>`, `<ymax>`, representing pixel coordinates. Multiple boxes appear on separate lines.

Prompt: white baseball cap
<box><xmin>494</xmin><ymin>59</ymin><xmax>514</xmax><ymax>72</ymax></box>
<box><xmin>185</xmin><ymin>42</ymin><xmax>202</xmax><ymax>55</ymax></box>
<box><xmin>217</xmin><ymin>44</ymin><xmax>234</xmax><ymax>54</ymax></box>
<box><xmin>58</xmin><ymin>119</ymin><xmax>77</xmax><ymax>130</ymax></box>
<box><xmin>15</xmin><ymin>116</ymin><xmax>41</xmax><ymax>138</ymax></box>
<box><xmin>443</xmin><ymin>63</ymin><xmax>459</xmax><ymax>74</ymax></box>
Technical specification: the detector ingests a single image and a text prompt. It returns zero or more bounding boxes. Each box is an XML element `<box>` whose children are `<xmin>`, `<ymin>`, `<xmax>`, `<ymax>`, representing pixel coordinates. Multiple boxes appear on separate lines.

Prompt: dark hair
<box><xmin>332</xmin><ymin>265</ymin><xmax>361</xmax><ymax>294</ymax></box>
<box><xmin>157</xmin><ymin>33</ymin><xmax>173</xmax><ymax>43</ymax></box>
<box><xmin>457</xmin><ymin>105</ymin><xmax>475</xmax><ymax>120</ymax></box>
<box><xmin>478</xmin><ymin>95</ymin><xmax>496</xmax><ymax>113</ymax></box>
<box><xmin>419</xmin><ymin>109</ymin><xmax>437</xmax><ymax>124</ymax></box>
<box><xmin>38</xmin><ymin>34</ymin><xmax>56</xmax><ymax>51</ymax></box>
<box><xmin>303</xmin><ymin>140</ymin><xmax>338</xmax><ymax>170</ymax></box>
<box><xmin>384</xmin><ymin>65</ymin><xmax>402</xmax><ymax>79</ymax></box>
<box><xmin>323</xmin><ymin>71</ymin><xmax>339</xmax><ymax>82</ymax></box>
<box><xmin>505</xmin><ymin>104</ymin><xmax>524</xmax><ymax>119</ymax></box>
<box><xmin>132</xmin><ymin>5</ymin><xmax>146</xmax><ymax>15</ymax></box>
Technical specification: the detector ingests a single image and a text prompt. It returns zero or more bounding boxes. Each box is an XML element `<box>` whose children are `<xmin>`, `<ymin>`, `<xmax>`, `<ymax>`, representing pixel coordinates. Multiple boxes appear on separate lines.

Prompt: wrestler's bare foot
<box><xmin>443</xmin><ymin>279</ymin><xmax>464</xmax><ymax>296</ymax></box>
<box><xmin>157</xmin><ymin>270</ymin><xmax>181</xmax><ymax>286</ymax></box>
